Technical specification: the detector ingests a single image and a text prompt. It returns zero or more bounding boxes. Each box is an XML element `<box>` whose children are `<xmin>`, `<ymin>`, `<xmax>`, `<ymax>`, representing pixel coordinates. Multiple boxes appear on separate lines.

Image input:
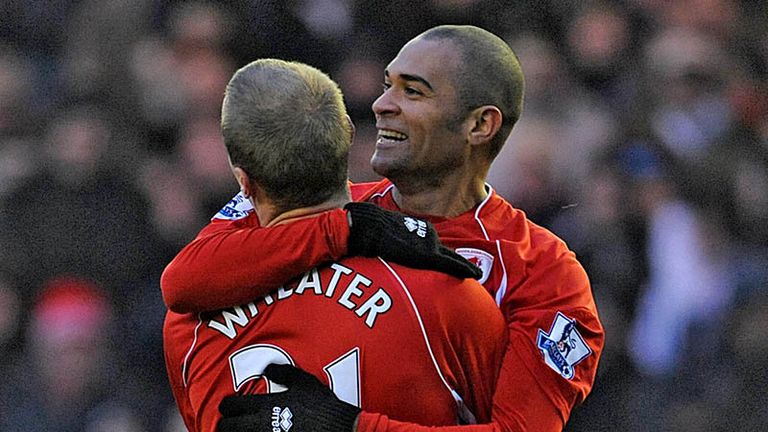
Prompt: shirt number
<box><xmin>229</xmin><ymin>344</ymin><xmax>362</xmax><ymax>407</ymax></box>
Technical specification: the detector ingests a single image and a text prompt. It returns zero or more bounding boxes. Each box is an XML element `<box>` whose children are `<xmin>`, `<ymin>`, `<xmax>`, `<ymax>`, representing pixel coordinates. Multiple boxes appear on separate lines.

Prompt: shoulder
<box><xmin>498</xmin><ymin>217</ymin><xmax>590</xmax><ymax>300</ymax></box>
<box><xmin>195</xmin><ymin>192</ymin><xmax>258</xmax><ymax>237</ymax></box>
<box><xmin>350</xmin><ymin>179</ymin><xmax>393</xmax><ymax>202</ymax></box>
<box><xmin>483</xmin><ymin>191</ymin><xmax>578</xmax><ymax>264</ymax></box>
<box><xmin>162</xmin><ymin>311</ymin><xmax>200</xmax><ymax>374</ymax></box>
<box><xmin>485</xmin><ymin>195</ymin><xmax>592</xmax><ymax>304</ymax></box>
<box><xmin>381</xmin><ymin>261</ymin><xmax>499</xmax><ymax>312</ymax></box>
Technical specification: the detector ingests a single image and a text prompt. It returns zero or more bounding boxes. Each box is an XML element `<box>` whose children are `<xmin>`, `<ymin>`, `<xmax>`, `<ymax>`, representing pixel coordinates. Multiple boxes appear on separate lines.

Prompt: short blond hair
<box><xmin>221</xmin><ymin>59</ymin><xmax>352</xmax><ymax>212</ymax></box>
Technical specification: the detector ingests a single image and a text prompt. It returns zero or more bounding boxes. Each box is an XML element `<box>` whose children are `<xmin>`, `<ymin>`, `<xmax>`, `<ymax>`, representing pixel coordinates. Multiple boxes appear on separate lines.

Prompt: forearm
<box><xmin>357</xmin><ymin>413</ymin><xmax>502</xmax><ymax>432</ymax></box>
<box><xmin>355</xmin><ymin>350</ymin><xmax>564</xmax><ymax>432</ymax></box>
<box><xmin>356</xmin><ymin>312</ymin><xmax>601</xmax><ymax>432</ymax></box>
<box><xmin>161</xmin><ymin>209</ymin><xmax>350</xmax><ymax>312</ymax></box>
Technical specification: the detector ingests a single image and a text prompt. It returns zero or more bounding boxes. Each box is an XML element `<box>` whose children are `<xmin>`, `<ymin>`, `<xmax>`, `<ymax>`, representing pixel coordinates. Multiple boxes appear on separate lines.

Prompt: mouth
<box><xmin>376</xmin><ymin>128</ymin><xmax>408</xmax><ymax>145</ymax></box>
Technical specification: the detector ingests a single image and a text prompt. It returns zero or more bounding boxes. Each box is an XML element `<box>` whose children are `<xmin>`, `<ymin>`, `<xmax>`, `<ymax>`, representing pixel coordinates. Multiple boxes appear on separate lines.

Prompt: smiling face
<box><xmin>370</xmin><ymin>37</ymin><xmax>472</xmax><ymax>186</ymax></box>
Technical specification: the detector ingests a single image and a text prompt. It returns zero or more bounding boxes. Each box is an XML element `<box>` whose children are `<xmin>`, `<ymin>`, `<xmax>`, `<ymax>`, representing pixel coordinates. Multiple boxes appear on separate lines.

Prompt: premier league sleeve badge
<box><xmin>537</xmin><ymin>312</ymin><xmax>592</xmax><ymax>380</ymax></box>
<box><xmin>213</xmin><ymin>192</ymin><xmax>254</xmax><ymax>220</ymax></box>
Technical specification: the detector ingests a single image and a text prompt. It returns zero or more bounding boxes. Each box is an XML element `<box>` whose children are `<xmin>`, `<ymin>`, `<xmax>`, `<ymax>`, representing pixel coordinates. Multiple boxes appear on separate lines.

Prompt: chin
<box><xmin>370</xmin><ymin>160</ymin><xmax>388</xmax><ymax>178</ymax></box>
<box><xmin>370</xmin><ymin>157</ymin><xmax>399</xmax><ymax>179</ymax></box>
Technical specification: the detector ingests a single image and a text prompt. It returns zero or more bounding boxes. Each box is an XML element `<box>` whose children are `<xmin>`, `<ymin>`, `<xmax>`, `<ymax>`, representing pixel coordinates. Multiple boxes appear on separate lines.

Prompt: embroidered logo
<box><xmin>455</xmin><ymin>248</ymin><xmax>494</xmax><ymax>284</ymax></box>
<box><xmin>271</xmin><ymin>406</ymin><xmax>293</xmax><ymax>432</ymax></box>
<box><xmin>537</xmin><ymin>312</ymin><xmax>592</xmax><ymax>380</ymax></box>
<box><xmin>403</xmin><ymin>217</ymin><xmax>428</xmax><ymax>238</ymax></box>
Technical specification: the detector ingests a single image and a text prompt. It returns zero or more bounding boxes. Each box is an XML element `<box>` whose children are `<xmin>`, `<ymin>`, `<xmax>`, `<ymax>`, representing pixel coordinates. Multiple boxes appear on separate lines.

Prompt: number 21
<box><xmin>228</xmin><ymin>344</ymin><xmax>362</xmax><ymax>407</ymax></box>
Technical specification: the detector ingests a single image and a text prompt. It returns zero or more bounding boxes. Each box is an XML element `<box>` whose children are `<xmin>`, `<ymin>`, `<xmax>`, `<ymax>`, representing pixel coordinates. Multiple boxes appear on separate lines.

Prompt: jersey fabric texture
<box><xmin>163</xmin><ymin>217</ymin><xmax>506</xmax><ymax>431</ymax></box>
<box><xmin>161</xmin><ymin>179</ymin><xmax>605</xmax><ymax>431</ymax></box>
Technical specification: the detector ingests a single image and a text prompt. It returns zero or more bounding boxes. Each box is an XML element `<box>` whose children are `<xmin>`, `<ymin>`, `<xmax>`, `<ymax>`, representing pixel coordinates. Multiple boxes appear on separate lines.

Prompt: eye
<box><xmin>404</xmin><ymin>87</ymin><xmax>422</xmax><ymax>96</ymax></box>
<box><xmin>381</xmin><ymin>82</ymin><xmax>392</xmax><ymax>92</ymax></box>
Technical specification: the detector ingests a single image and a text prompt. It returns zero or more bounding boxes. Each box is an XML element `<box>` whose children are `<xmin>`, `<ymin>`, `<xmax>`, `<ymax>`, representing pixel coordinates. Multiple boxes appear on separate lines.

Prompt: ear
<box><xmin>345</xmin><ymin>114</ymin><xmax>356</xmax><ymax>143</ymax></box>
<box><xmin>232</xmin><ymin>166</ymin><xmax>270</xmax><ymax>210</ymax></box>
<box><xmin>232</xmin><ymin>167</ymin><xmax>253</xmax><ymax>198</ymax></box>
<box><xmin>467</xmin><ymin>106</ymin><xmax>503</xmax><ymax>147</ymax></box>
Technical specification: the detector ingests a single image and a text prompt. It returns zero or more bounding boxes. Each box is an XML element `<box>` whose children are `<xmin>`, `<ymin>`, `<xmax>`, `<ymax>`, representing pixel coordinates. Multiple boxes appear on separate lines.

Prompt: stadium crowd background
<box><xmin>0</xmin><ymin>0</ymin><xmax>766</xmax><ymax>430</ymax></box>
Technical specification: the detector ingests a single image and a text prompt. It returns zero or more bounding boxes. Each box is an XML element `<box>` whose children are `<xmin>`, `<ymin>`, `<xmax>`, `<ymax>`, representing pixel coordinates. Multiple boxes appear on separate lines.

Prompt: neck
<box><xmin>257</xmin><ymin>187</ymin><xmax>351</xmax><ymax>227</ymax></box>
<box><xmin>391</xmin><ymin>163</ymin><xmax>489</xmax><ymax>218</ymax></box>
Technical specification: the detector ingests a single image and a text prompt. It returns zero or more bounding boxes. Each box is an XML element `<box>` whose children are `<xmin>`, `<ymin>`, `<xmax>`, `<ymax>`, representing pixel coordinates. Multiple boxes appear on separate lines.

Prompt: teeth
<box><xmin>378</xmin><ymin>129</ymin><xmax>407</xmax><ymax>140</ymax></box>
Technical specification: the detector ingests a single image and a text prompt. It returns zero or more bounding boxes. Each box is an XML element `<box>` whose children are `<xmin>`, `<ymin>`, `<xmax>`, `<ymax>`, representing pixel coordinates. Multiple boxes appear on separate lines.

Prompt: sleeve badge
<box><xmin>213</xmin><ymin>192</ymin><xmax>254</xmax><ymax>220</ymax></box>
<box><xmin>537</xmin><ymin>312</ymin><xmax>592</xmax><ymax>380</ymax></box>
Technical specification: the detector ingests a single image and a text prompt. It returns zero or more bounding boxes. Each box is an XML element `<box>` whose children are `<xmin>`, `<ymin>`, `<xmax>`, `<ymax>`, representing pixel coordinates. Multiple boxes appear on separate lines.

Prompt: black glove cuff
<box><xmin>315</xmin><ymin>401</ymin><xmax>360</xmax><ymax>432</ymax></box>
<box><xmin>344</xmin><ymin>202</ymin><xmax>388</xmax><ymax>256</ymax></box>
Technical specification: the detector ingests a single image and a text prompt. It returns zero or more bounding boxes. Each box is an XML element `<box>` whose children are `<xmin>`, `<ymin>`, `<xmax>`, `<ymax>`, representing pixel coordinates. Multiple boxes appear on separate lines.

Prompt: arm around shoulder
<box><xmin>161</xmin><ymin>209</ymin><xmax>350</xmax><ymax>312</ymax></box>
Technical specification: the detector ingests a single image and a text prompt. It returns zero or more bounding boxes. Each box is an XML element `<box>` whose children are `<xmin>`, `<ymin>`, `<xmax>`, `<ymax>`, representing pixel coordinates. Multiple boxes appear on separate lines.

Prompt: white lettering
<box><xmin>295</xmin><ymin>268</ymin><xmax>322</xmax><ymax>295</ymax></box>
<box><xmin>338</xmin><ymin>273</ymin><xmax>371</xmax><ymax>309</ymax></box>
<box><xmin>208</xmin><ymin>264</ymin><xmax>395</xmax><ymax>338</ymax></box>
<box><xmin>208</xmin><ymin>306</ymin><xmax>249</xmax><ymax>339</ymax></box>
<box><xmin>247</xmin><ymin>302</ymin><xmax>258</xmax><ymax>317</ymax></box>
<box><xmin>277</xmin><ymin>286</ymin><xmax>293</xmax><ymax>299</ymax></box>
<box><xmin>356</xmin><ymin>288</ymin><xmax>392</xmax><ymax>328</ymax></box>
<box><xmin>326</xmin><ymin>263</ymin><xmax>353</xmax><ymax>297</ymax></box>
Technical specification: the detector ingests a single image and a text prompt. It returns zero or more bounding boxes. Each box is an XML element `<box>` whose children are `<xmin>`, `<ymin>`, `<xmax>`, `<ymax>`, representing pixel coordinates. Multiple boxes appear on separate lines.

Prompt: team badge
<box><xmin>537</xmin><ymin>312</ymin><xmax>592</xmax><ymax>380</ymax></box>
<box><xmin>214</xmin><ymin>192</ymin><xmax>254</xmax><ymax>220</ymax></box>
<box><xmin>455</xmin><ymin>248</ymin><xmax>494</xmax><ymax>284</ymax></box>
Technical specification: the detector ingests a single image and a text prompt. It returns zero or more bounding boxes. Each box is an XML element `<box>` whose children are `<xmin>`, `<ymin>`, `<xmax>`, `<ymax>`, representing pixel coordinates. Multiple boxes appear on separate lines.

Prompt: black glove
<box><xmin>217</xmin><ymin>363</ymin><xmax>360</xmax><ymax>432</ymax></box>
<box><xmin>344</xmin><ymin>202</ymin><xmax>482</xmax><ymax>280</ymax></box>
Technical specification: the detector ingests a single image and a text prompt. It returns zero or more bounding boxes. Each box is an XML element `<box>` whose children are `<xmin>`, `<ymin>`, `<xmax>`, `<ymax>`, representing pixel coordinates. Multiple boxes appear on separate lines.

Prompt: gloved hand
<box><xmin>217</xmin><ymin>364</ymin><xmax>360</xmax><ymax>432</ymax></box>
<box><xmin>344</xmin><ymin>202</ymin><xmax>482</xmax><ymax>280</ymax></box>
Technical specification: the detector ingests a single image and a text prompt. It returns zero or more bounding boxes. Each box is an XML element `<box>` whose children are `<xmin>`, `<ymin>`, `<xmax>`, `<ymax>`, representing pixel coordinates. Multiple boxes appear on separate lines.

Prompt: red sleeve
<box><xmin>160</xmin><ymin>209</ymin><xmax>350</xmax><ymax>312</ymax></box>
<box><xmin>354</xmin><ymin>333</ymin><xmax>567</xmax><ymax>432</ymax></box>
<box><xmin>164</xmin><ymin>313</ymin><xmax>200</xmax><ymax>431</ymax></box>
<box><xmin>354</xmin><ymin>335</ymin><xmax>563</xmax><ymax>432</ymax></box>
<box><xmin>493</xmin><ymin>249</ymin><xmax>603</xmax><ymax>429</ymax></box>
<box><xmin>358</xmin><ymin>413</ymin><xmax>494</xmax><ymax>432</ymax></box>
<box><xmin>165</xmin><ymin>357</ymin><xmax>197</xmax><ymax>431</ymax></box>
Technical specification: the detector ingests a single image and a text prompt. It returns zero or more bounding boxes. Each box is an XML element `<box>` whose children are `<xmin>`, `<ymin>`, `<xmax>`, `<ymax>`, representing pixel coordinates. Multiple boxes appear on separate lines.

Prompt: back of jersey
<box><xmin>164</xmin><ymin>256</ymin><xmax>506</xmax><ymax>432</ymax></box>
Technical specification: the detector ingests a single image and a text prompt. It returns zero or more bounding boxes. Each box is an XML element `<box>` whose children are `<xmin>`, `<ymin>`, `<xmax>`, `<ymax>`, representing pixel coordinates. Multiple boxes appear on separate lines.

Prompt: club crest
<box><xmin>537</xmin><ymin>312</ymin><xmax>592</xmax><ymax>380</ymax></box>
<box><xmin>454</xmin><ymin>248</ymin><xmax>494</xmax><ymax>284</ymax></box>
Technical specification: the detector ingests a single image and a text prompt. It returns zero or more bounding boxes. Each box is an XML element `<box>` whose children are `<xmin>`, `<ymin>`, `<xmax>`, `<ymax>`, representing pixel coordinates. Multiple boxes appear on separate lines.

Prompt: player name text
<box><xmin>208</xmin><ymin>263</ymin><xmax>393</xmax><ymax>339</ymax></box>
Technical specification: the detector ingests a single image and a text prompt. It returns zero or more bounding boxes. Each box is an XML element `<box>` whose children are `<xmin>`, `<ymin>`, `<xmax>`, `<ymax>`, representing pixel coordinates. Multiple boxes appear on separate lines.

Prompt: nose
<box><xmin>372</xmin><ymin>90</ymin><xmax>399</xmax><ymax>117</ymax></box>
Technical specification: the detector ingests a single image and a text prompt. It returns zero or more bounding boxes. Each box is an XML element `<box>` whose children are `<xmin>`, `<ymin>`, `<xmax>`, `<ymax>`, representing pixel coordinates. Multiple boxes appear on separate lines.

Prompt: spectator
<box><xmin>1</xmin><ymin>107</ymin><xmax>159</xmax><ymax>303</ymax></box>
<box><xmin>0</xmin><ymin>1</ymin><xmax>765</xmax><ymax>430</ymax></box>
<box><xmin>0</xmin><ymin>276</ymin><xmax>141</xmax><ymax>432</ymax></box>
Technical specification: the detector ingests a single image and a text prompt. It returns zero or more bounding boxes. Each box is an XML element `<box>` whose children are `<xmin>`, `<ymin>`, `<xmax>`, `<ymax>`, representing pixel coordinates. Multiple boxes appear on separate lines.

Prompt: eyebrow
<box><xmin>384</xmin><ymin>69</ymin><xmax>434</xmax><ymax>92</ymax></box>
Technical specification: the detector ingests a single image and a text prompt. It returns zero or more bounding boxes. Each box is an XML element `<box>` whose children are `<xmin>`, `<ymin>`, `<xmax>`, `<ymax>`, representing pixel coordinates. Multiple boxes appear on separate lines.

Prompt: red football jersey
<box><xmin>161</xmin><ymin>180</ymin><xmax>605</xmax><ymax>431</ymax></box>
<box><xmin>164</xmin><ymin>251</ymin><xmax>506</xmax><ymax>431</ymax></box>
<box><xmin>354</xmin><ymin>181</ymin><xmax>604</xmax><ymax>431</ymax></box>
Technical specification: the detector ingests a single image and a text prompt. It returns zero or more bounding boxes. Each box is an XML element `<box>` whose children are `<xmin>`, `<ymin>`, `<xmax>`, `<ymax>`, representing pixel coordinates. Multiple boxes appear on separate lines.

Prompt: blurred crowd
<box><xmin>0</xmin><ymin>0</ymin><xmax>766</xmax><ymax>431</ymax></box>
